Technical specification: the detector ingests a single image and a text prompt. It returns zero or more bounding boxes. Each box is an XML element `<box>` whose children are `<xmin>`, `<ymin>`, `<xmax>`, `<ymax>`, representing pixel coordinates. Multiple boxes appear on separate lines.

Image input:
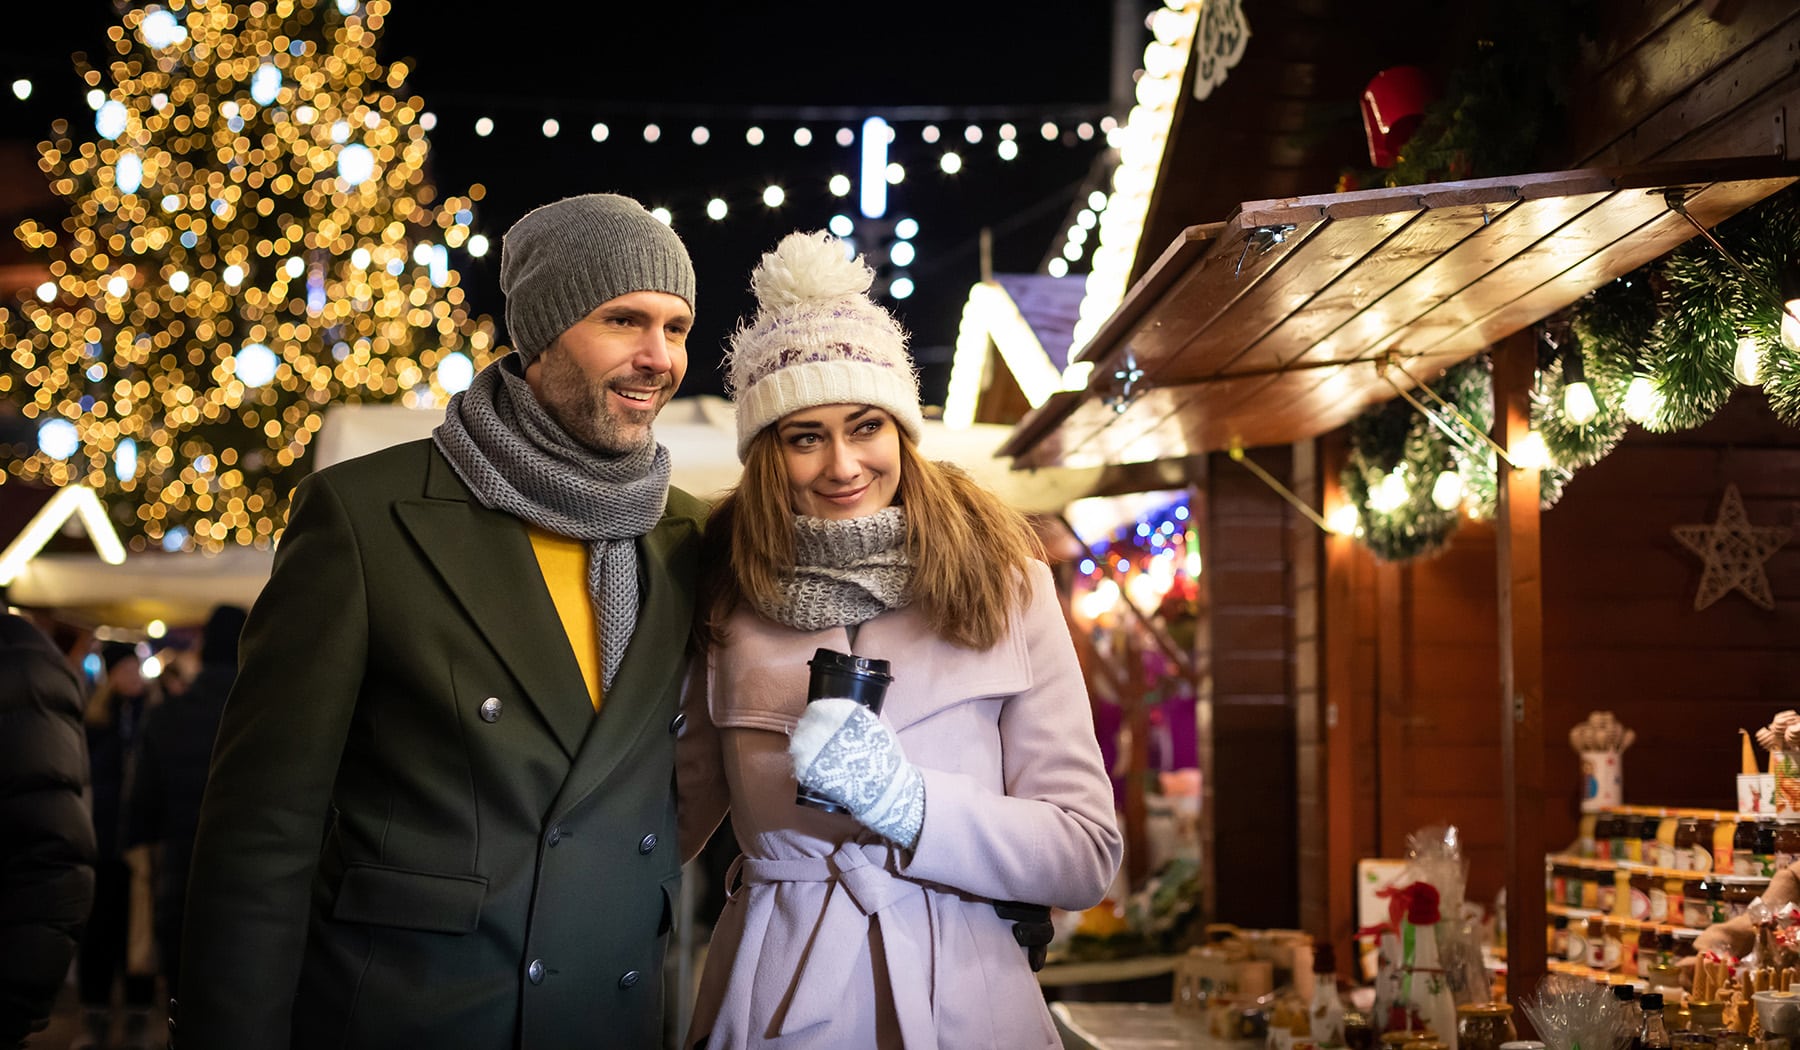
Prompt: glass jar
<box><xmin>1685</xmin><ymin>876</ymin><xmax>1716</xmax><ymax>928</ymax></box>
<box><xmin>1710</xmin><ymin>875</ymin><xmax>1729</xmax><ymax>924</ymax></box>
<box><xmin>1607</xmin><ymin>920</ymin><xmax>1630</xmax><ymax>972</ymax></box>
<box><xmin>1714</xmin><ymin>818</ymin><xmax>1738</xmax><ymax>874</ymax></box>
<box><xmin>1692</xmin><ymin>815</ymin><xmax>1718</xmax><ymax>872</ymax></box>
<box><xmin>1637</xmin><ymin>928</ymin><xmax>1658</xmax><ymax>980</ymax></box>
<box><xmin>1776</xmin><ymin>821</ymin><xmax>1800</xmax><ymax>870</ymax></box>
<box><xmin>1550</xmin><ymin>864</ymin><xmax>1569</xmax><ymax>905</ymax></box>
<box><xmin>1580</xmin><ymin>870</ymin><xmax>1600</xmax><ymax>910</ymax></box>
<box><xmin>1629</xmin><ymin>871</ymin><xmax>1654</xmax><ymax>920</ymax></box>
<box><xmin>1588</xmin><ymin>916</ymin><xmax>1608</xmax><ymax>969</ymax></box>
<box><xmin>1619</xmin><ymin>815</ymin><xmax>1641</xmax><ymax>862</ymax></box>
<box><xmin>1665</xmin><ymin>875</ymin><xmax>1688</xmax><ymax>924</ymax></box>
<box><xmin>1549</xmin><ymin>914</ymin><xmax>1568</xmax><ymax>957</ymax></box>
<box><xmin>1596</xmin><ymin>813</ymin><xmax>1619</xmax><ymax>860</ymax></box>
<box><xmin>1674</xmin><ymin>816</ymin><xmax>1701</xmax><ymax>871</ymax></box>
<box><xmin>1456</xmin><ymin>1004</ymin><xmax>1519</xmax><ymax>1050</ymax></box>
<box><xmin>1737</xmin><ymin>820</ymin><xmax>1767</xmax><ymax>876</ymax></box>
<box><xmin>1758</xmin><ymin>821</ymin><xmax>1780</xmax><ymax>877</ymax></box>
<box><xmin>1642</xmin><ymin>813</ymin><xmax>1668</xmax><ymax>863</ymax></box>
<box><xmin>1655</xmin><ymin>812</ymin><xmax>1682</xmax><ymax>869</ymax></box>
<box><xmin>1688</xmin><ymin>1001</ymin><xmax>1727</xmax><ymax>1032</ymax></box>
<box><xmin>1596</xmin><ymin>870</ymin><xmax>1618</xmax><ymax>913</ymax></box>
<box><xmin>1567</xmin><ymin>918</ymin><xmax>1589</xmax><ymax>963</ymax></box>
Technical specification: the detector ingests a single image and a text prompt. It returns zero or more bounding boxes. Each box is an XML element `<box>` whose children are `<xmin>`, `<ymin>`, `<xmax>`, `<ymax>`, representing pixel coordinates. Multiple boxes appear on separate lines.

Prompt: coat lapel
<box><xmin>550</xmin><ymin>509</ymin><xmax>700</xmax><ymax>820</ymax></box>
<box><xmin>394</xmin><ymin>449</ymin><xmax>594</xmax><ymax>759</ymax></box>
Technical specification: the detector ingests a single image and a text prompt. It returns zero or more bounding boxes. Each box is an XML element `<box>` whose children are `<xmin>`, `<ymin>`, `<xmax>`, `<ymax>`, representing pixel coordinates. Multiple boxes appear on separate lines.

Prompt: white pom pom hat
<box><xmin>726</xmin><ymin>230</ymin><xmax>923</xmax><ymax>461</ymax></box>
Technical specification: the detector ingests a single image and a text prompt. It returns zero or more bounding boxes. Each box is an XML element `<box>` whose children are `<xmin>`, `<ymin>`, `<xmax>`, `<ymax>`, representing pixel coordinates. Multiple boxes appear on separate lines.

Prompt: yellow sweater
<box><xmin>526</xmin><ymin>528</ymin><xmax>602</xmax><ymax>711</ymax></box>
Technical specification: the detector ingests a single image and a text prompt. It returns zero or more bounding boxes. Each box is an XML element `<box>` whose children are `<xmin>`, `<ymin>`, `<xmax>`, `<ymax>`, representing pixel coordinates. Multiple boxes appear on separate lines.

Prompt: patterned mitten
<box><xmin>790</xmin><ymin>698</ymin><xmax>924</xmax><ymax>849</ymax></box>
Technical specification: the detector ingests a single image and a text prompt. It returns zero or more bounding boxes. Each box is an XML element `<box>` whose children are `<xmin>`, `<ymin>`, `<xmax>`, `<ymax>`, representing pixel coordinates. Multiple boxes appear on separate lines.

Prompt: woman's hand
<box><xmin>790</xmin><ymin>699</ymin><xmax>924</xmax><ymax>849</ymax></box>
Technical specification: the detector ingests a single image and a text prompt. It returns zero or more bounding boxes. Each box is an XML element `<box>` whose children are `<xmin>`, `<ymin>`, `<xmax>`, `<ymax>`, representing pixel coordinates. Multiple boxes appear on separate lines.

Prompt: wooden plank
<box><xmin>1426</xmin><ymin>175</ymin><xmax>1798</xmax><ymax>359</ymax></box>
<box><xmin>1582</xmin><ymin>0</ymin><xmax>1702</xmax><ymax>74</ymax></box>
<box><xmin>1375</xmin><ymin>560</ymin><xmax>1408</xmax><ymax>864</ymax></box>
<box><xmin>1651</xmin><ymin>71</ymin><xmax>1800</xmax><ymax>163</ymax></box>
<box><xmin>1494</xmin><ymin>333</ymin><xmax>1547</xmax><ymax>1020</ymax></box>
<box><xmin>1585</xmin><ymin>13</ymin><xmax>1800</xmax><ymax>166</ymax></box>
<box><xmin>1103</xmin><ymin>211</ymin><xmax>1329</xmax><ymax>381</ymax></box>
<box><xmin>1572</xmin><ymin>0</ymin><xmax>1800</xmax><ymax>164</ymax></box>
<box><xmin>1156</xmin><ymin>207</ymin><xmax>1423</xmax><ymax>382</ymax></box>
<box><xmin>1321</xmin><ymin>430</ymin><xmax>1362</xmax><ymax>972</ymax></box>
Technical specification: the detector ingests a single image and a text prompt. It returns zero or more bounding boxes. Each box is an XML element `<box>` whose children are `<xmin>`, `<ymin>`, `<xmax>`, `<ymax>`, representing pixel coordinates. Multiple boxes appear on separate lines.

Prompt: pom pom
<box><xmin>750</xmin><ymin>231</ymin><xmax>872</xmax><ymax>310</ymax></box>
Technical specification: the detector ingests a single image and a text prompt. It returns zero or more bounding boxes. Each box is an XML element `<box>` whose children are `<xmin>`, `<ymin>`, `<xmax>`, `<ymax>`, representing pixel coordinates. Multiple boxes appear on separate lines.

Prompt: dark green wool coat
<box><xmin>178</xmin><ymin>439</ymin><xmax>706</xmax><ymax>1049</ymax></box>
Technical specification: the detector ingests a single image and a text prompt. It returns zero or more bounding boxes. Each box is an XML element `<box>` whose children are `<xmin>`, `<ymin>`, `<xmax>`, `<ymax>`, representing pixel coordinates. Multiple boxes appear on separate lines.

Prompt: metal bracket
<box><xmin>1105</xmin><ymin>349</ymin><xmax>1146</xmax><ymax>414</ymax></box>
<box><xmin>1234</xmin><ymin>223</ymin><xmax>1297</xmax><ymax>277</ymax></box>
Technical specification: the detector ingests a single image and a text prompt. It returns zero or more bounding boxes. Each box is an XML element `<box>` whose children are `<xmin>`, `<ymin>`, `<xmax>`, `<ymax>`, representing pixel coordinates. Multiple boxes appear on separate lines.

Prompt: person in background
<box><xmin>179</xmin><ymin>193</ymin><xmax>707</xmax><ymax>1050</ymax></box>
<box><xmin>0</xmin><ymin>613</ymin><xmax>96</xmax><ymax>1049</ymax></box>
<box><xmin>678</xmin><ymin>231</ymin><xmax>1122</xmax><ymax>1049</ymax></box>
<box><xmin>76</xmin><ymin>641</ymin><xmax>158</xmax><ymax>1049</ymax></box>
<box><xmin>124</xmin><ymin>605</ymin><xmax>248</xmax><ymax>992</ymax></box>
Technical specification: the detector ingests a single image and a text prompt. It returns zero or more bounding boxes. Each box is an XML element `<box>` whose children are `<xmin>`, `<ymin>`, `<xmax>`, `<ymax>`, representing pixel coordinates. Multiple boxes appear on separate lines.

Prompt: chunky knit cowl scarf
<box><xmin>756</xmin><ymin>506</ymin><xmax>913</xmax><ymax>632</ymax></box>
<box><xmin>432</xmin><ymin>355</ymin><xmax>671</xmax><ymax>688</ymax></box>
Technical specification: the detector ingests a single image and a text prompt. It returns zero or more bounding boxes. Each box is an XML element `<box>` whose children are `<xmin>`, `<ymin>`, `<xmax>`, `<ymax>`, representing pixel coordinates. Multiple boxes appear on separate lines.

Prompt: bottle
<box><xmin>1638</xmin><ymin>992</ymin><xmax>1672</xmax><ymax>1050</ymax></box>
<box><xmin>1733</xmin><ymin>818</ymin><xmax>1760</xmax><ymax>876</ymax></box>
<box><xmin>1310</xmin><ymin>943</ymin><xmax>1347</xmax><ymax>1047</ymax></box>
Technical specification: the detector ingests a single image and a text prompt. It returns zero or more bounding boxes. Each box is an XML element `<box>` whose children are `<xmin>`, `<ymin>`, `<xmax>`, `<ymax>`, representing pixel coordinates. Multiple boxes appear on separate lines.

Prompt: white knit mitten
<box><xmin>790</xmin><ymin>698</ymin><xmax>924</xmax><ymax>849</ymax></box>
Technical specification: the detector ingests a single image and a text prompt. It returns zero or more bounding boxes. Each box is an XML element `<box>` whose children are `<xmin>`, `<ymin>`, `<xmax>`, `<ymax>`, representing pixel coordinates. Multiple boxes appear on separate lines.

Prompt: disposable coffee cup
<box><xmin>796</xmin><ymin>648</ymin><xmax>894</xmax><ymax>814</ymax></box>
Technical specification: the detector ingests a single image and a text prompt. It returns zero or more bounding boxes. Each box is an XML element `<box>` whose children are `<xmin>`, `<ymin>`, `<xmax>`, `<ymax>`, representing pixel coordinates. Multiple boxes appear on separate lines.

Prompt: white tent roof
<box><xmin>11</xmin><ymin>397</ymin><xmax>1101</xmax><ymax>624</ymax></box>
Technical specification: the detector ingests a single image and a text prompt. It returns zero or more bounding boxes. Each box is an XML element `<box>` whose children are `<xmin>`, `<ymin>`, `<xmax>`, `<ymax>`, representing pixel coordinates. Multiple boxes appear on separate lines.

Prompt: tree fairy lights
<box><xmin>2</xmin><ymin>0</ymin><xmax>496</xmax><ymax>552</ymax></box>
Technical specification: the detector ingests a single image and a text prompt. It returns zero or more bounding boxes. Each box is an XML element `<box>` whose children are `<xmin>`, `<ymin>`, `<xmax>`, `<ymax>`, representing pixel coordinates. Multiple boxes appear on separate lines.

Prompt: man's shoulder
<box><xmin>663</xmin><ymin>486</ymin><xmax>710</xmax><ymax>530</ymax></box>
<box><xmin>306</xmin><ymin>438</ymin><xmax>438</xmax><ymax>499</ymax></box>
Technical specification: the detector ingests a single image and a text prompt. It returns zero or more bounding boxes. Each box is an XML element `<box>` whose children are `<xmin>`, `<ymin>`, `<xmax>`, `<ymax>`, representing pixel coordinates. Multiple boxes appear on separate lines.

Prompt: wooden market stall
<box><xmin>993</xmin><ymin>0</ymin><xmax>1800</xmax><ymax>1014</ymax></box>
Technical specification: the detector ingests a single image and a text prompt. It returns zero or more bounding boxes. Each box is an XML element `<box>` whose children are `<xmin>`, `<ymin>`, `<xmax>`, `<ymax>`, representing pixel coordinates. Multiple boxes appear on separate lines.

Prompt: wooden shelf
<box><xmin>1546</xmin><ymin>903</ymin><xmax>1703</xmax><ymax>937</ymax></box>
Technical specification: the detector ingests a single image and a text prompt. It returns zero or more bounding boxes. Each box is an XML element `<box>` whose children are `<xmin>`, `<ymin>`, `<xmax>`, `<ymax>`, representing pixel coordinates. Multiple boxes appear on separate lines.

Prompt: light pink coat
<box><xmin>677</xmin><ymin>561</ymin><xmax>1122</xmax><ymax>1050</ymax></box>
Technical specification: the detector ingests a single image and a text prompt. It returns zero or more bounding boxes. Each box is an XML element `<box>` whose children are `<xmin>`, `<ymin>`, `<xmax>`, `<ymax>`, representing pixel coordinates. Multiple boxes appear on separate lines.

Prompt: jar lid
<box><xmin>1456</xmin><ymin>1002</ymin><xmax>1515</xmax><ymax>1016</ymax></box>
<box><xmin>1499</xmin><ymin>1042</ymin><xmax>1546</xmax><ymax>1050</ymax></box>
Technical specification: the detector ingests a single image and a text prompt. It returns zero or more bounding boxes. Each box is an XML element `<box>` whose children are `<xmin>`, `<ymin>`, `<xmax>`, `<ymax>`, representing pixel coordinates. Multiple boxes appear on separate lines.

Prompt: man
<box><xmin>0</xmin><ymin>613</ymin><xmax>96</xmax><ymax>1049</ymax></box>
<box><xmin>178</xmin><ymin>194</ymin><xmax>706</xmax><ymax>1049</ymax></box>
<box><xmin>124</xmin><ymin>605</ymin><xmax>248</xmax><ymax>989</ymax></box>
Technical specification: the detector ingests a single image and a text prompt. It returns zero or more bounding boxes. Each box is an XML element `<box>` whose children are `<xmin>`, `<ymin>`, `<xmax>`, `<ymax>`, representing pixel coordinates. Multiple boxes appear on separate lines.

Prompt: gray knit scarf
<box><xmin>756</xmin><ymin>506</ymin><xmax>913</xmax><ymax>632</ymax></box>
<box><xmin>432</xmin><ymin>356</ymin><xmax>671</xmax><ymax>689</ymax></box>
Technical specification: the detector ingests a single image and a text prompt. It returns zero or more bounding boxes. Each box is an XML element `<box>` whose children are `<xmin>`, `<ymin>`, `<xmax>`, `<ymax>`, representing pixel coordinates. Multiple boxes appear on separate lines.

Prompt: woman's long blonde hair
<box><xmin>698</xmin><ymin>423</ymin><xmax>1043</xmax><ymax>651</ymax></box>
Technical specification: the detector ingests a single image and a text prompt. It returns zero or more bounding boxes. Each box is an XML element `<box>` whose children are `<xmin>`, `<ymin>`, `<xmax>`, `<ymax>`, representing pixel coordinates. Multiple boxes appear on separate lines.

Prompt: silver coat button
<box><xmin>669</xmin><ymin>712</ymin><xmax>686</xmax><ymax>734</ymax></box>
<box><xmin>547</xmin><ymin>825</ymin><xmax>562</xmax><ymax>847</ymax></box>
<box><xmin>638</xmin><ymin>833</ymin><xmax>657</xmax><ymax>855</ymax></box>
<box><xmin>527</xmin><ymin>959</ymin><xmax>545</xmax><ymax>984</ymax></box>
<box><xmin>479</xmin><ymin>697</ymin><xmax>502</xmax><ymax>722</ymax></box>
<box><xmin>618</xmin><ymin>970</ymin><xmax>641</xmax><ymax>989</ymax></box>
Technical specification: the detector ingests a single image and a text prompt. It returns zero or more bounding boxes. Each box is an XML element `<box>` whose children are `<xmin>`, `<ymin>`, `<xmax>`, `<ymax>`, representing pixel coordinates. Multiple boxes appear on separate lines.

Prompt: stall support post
<box><xmin>1492</xmin><ymin>332</ymin><xmax>1547</xmax><ymax>1015</ymax></box>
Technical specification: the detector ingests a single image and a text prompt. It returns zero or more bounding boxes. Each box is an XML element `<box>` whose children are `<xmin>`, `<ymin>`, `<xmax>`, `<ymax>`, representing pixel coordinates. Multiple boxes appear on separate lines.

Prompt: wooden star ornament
<box><xmin>1672</xmin><ymin>484</ymin><xmax>1791</xmax><ymax>611</ymax></box>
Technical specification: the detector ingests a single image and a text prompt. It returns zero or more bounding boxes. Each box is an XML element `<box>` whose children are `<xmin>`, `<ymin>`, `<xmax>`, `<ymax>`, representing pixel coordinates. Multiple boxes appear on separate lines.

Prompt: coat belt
<box><xmin>733</xmin><ymin>843</ymin><xmax>938</xmax><ymax>1050</ymax></box>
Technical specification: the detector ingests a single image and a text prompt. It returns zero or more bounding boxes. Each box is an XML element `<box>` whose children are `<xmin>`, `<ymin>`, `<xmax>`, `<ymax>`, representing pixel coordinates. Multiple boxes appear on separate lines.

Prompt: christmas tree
<box><xmin>1</xmin><ymin>0</ymin><xmax>495</xmax><ymax>552</ymax></box>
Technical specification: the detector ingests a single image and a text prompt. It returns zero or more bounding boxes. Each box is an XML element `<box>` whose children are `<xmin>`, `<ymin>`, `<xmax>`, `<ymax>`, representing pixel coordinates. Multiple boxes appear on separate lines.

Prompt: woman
<box><xmin>678</xmin><ymin>231</ymin><xmax>1122</xmax><ymax>1049</ymax></box>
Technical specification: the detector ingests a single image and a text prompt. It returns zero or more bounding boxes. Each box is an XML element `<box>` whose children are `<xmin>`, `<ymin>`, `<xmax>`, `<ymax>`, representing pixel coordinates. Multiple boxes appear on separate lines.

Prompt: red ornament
<box><xmin>1360</xmin><ymin>66</ymin><xmax>1432</xmax><ymax>168</ymax></box>
<box><xmin>1405</xmin><ymin>882</ymin><xmax>1442</xmax><ymax>925</ymax></box>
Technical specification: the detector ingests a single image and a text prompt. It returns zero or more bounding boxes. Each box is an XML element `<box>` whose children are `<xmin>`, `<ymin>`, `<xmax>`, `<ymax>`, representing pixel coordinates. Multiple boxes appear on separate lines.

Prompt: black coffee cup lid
<box><xmin>809</xmin><ymin>647</ymin><xmax>893</xmax><ymax>680</ymax></box>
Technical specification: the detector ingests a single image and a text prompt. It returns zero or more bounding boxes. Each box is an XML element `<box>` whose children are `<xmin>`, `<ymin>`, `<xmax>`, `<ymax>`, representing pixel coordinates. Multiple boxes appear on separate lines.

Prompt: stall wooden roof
<box><xmin>1002</xmin><ymin>158</ymin><xmax>1798</xmax><ymax>469</ymax></box>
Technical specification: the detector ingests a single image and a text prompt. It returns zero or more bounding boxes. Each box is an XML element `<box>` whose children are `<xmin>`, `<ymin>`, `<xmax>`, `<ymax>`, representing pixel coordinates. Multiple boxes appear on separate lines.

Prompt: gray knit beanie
<box><xmin>500</xmin><ymin>193</ymin><xmax>696</xmax><ymax>362</ymax></box>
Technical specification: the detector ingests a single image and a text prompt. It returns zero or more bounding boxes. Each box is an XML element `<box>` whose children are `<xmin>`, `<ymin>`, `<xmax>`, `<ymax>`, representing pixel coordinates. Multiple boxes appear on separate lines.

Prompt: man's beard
<box><xmin>536</xmin><ymin>351</ymin><xmax>664</xmax><ymax>455</ymax></box>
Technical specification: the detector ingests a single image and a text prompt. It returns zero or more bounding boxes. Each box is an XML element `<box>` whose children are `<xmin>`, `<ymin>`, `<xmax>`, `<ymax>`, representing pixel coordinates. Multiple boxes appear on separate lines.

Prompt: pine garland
<box><xmin>1340</xmin><ymin>188</ymin><xmax>1799</xmax><ymax>563</ymax></box>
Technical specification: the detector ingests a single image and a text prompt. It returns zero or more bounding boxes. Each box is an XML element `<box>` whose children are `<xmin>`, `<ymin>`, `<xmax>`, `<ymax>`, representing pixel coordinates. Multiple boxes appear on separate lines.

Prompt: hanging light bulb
<box><xmin>1369</xmin><ymin>469</ymin><xmax>1409</xmax><ymax>513</ymax></box>
<box><xmin>1325</xmin><ymin>503</ymin><xmax>1360</xmax><ymax>536</ymax></box>
<box><xmin>1431</xmin><ymin>470</ymin><xmax>1465</xmax><ymax>511</ymax></box>
<box><xmin>1562</xmin><ymin>379</ymin><xmax>1598</xmax><ymax>424</ymax></box>
<box><xmin>1555</xmin><ymin>338</ymin><xmax>1598</xmax><ymax>425</ymax></box>
<box><xmin>1622</xmin><ymin>375</ymin><xmax>1661</xmax><ymax>424</ymax></box>
<box><xmin>1511</xmin><ymin>430</ymin><xmax>1552</xmax><ymax>471</ymax></box>
<box><xmin>1733</xmin><ymin>335</ymin><xmax>1763</xmax><ymax>386</ymax></box>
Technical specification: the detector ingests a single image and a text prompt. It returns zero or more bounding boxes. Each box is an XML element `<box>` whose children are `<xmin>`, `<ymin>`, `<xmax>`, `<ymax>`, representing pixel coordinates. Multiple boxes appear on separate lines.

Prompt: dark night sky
<box><xmin>3</xmin><ymin>1</ymin><xmax>1143</xmax><ymax>401</ymax></box>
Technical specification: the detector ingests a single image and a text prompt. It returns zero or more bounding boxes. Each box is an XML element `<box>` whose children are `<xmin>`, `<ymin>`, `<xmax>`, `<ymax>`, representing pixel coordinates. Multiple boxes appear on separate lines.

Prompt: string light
<box><xmin>762</xmin><ymin>185</ymin><xmax>785</xmax><ymax>208</ymax></box>
<box><xmin>590</xmin><ymin>122</ymin><xmax>609</xmax><ymax>142</ymax></box>
<box><xmin>921</xmin><ymin>125</ymin><xmax>940</xmax><ymax>144</ymax></box>
<box><xmin>11</xmin><ymin>79</ymin><xmax>31</xmax><ymax>101</ymax></box>
<box><xmin>1733</xmin><ymin>335</ymin><xmax>1763</xmax><ymax>386</ymax></box>
<box><xmin>706</xmin><ymin>197</ymin><xmax>728</xmax><ymax>220</ymax></box>
<box><xmin>475</xmin><ymin>116</ymin><xmax>494</xmax><ymax>136</ymax></box>
<box><xmin>793</xmin><ymin>127</ymin><xmax>813</xmax><ymax>146</ymax></box>
<box><xmin>643</xmin><ymin>123</ymin><xmax>661</xmax><ymax>142</ymax></box>
<box><xmin>940</xmin><ymin>151</ymin><xmax>963</xmax><ymax>174</ymax></box>
<box><xmin>997</xmin><ymin>140</ymin><xmax>1018</xmax><ymax>161</ymax></box>
<box><xmin>828</xmin><ymin>174</ymin><xmax>851</xmax><ymax>197</ymax></box>
<box><xmin>1</xmin><ymin>0</ymin><xmax>497</xmax><ymax>552</ymax></box>
<box><xmin>894</xmin><ymin>218</ymin><xmax>918</xmax><ymax>239</ymax></box>
<box><xmin>690</xmin><ymin>126</ymin><xmax>709</xmax><ymax>145</ymax></box>
<box><xmin>745</xmin><ymin>126</ymin><xmax>764</xmax><ymax>145</ymax></box>
<box><xmin>541</xmin><ymin>118</ymin><xmax>560</xmax><ymax>138</ymax></box>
